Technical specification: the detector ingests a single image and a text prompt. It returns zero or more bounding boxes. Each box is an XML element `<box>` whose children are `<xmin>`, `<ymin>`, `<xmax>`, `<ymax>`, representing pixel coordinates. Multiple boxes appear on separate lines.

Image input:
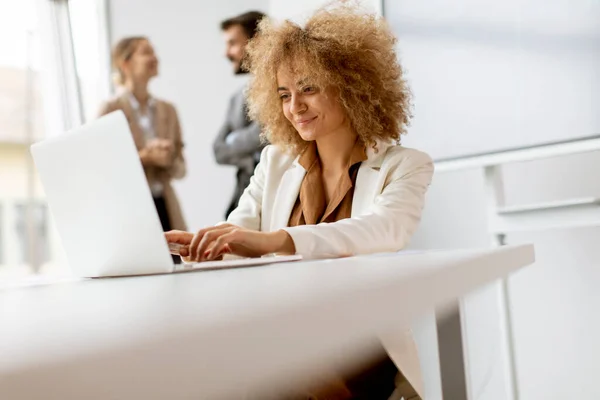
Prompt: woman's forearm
<box><xmin>270</xmin><ymin>230</ymin><xmax>296</xmax><ymax>255</ymax></box>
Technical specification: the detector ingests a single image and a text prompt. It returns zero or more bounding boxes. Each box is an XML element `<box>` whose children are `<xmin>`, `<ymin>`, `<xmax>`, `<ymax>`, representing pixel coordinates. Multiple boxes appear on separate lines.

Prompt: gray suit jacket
<box><xmin>213</xmin><ymin>86</ymin><xmax>265</xmax><ymax>217</ymax></box>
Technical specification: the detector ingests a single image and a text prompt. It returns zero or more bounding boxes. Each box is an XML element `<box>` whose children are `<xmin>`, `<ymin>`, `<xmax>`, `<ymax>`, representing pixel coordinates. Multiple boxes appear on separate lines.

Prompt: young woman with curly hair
<box><xmin>167</xmin><ymin>3</ymin><xmax>433</xmax><ymax>398</ymax></box>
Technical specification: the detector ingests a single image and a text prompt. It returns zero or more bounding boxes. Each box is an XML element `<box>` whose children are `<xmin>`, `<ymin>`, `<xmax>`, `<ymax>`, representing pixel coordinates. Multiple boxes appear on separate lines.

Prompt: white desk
<box><xmin>0</xmin><ymin>245</ymin><xmax>534</xmax><ymax>399</ymax></box>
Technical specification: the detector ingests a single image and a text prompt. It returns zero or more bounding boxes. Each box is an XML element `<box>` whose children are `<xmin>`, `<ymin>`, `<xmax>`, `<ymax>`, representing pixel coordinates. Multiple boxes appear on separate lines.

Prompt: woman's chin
<box><xmin>297</xmin><ymin>130</ymin><xmax>319</xmax><ymax>142</ymax></box>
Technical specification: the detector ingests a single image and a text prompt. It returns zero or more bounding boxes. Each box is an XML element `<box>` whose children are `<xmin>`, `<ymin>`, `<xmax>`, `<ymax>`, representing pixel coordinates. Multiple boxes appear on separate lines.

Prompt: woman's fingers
<box><xmin>206</xmin><ymin>230</ymin><xmax>240</xmax><ymax>260</ymax></box>
<box><xmin>194</xmin><ymin>226</ymin><xmax>235</xmax><ymax>261</ymax></box>
<box><xmin>189</xmin><ymin>230</ymin><xmax>205</xmax><ymax>261</ymax></box>
<box><xmin>178</xmin><ymin>245</ymin><xmax>190</xmax><ymax>257</ymax></box>
<box><xmin>169</xmin><ymin>225</ymin><xmax>267</xmax><ymax>262</ymax></box>
<box><xmin>188</xmin><ymin>224</ymin><xmax>234</xmax><ymax>261</ymax></box>
<box><xmin>165</xmin><ymin>230</ymin><xmax>193</xmax><ymax>245</ymax></box>
<box><xmin>205</xmin><ymin>243</ymin><xmax>232</xmax><ymax>261</ymax></box>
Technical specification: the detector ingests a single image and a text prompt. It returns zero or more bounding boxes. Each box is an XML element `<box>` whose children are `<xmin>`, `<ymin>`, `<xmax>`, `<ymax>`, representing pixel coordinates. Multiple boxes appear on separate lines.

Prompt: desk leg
<box><xmin>486</xmin><ymin>165</ymin><xmax>519</xmax><ymax>400</ymax></box>
<box><xmin>436</xmin><ymin>302</ymin><xmax>468</xmax><ymax>400</ymax></box>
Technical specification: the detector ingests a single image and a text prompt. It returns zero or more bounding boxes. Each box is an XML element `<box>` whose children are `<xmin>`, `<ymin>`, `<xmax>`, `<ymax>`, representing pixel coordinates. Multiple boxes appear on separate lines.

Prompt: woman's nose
<box><xmin>290</xmin><ymin>95</ymin><xmax>306</xmax><ymax>114</ymax></box>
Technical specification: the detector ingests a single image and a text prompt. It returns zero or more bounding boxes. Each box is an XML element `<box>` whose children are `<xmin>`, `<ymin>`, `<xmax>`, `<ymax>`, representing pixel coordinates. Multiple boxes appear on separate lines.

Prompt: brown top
<box><xmin>288</xmin><ymin>140</ymin><xmax>367</xmax><ymax>227</ymax></box>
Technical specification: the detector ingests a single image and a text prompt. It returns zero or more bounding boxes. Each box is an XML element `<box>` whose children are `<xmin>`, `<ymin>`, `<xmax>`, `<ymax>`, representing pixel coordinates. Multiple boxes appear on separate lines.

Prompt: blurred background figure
<box><xmin>98</xmin><ymin>36</ymin><xmax>187</xmax><ymax>262</ymax></box>
<box><xmin>213</xmin><ymin>11</ymin><xmax>267</xmax><ymax>219</ymax></box>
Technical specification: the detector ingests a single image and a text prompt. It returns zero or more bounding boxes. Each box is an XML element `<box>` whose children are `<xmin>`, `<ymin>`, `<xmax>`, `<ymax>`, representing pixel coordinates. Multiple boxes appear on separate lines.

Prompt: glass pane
<box><xmin>0</xmin><ymin>0</ymin><xmax>44</xmax><ymax>144</ymax></box>
<box><xmin>0</xmin><ymin>204</ymin><xmax>3</xmax><ymax>265</ymax></box>
<box><xmin>69</xmin><ymin>0</ymin><xmax>109</xmax><ymax>122</ymax></box>
<box><xmin>0</xmin><ymin>0</ymin><xmax>67</xmax><ymax>281</ymax></box>
<box><xmin>14</xmin><ymin>203</ymin><xmax>49</xmax><ymax>269</ymax></box>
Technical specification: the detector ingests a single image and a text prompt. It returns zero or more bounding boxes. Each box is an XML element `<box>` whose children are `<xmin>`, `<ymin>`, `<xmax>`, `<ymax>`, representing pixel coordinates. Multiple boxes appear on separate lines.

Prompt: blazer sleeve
<box><xmin>224</xmin><ymin>146</ymin><xmax>271</xmax><ymax>231</ymax></box>
<box><xmin>282</xmin><ymin>151</ymin><xmax>434</xmax><ymax>260</ymax></box>
<box><xmin>97</xmin><ymin>100</ymin><xmax>118</xmax><ymax>117</ymax></box>
<box><xmin>214</xmin><ymin>122</ymin><xmax>263</xmax><ymax>160</ymax></box>
<box><xmin>167</xmin><ymin>105</ymin><xmax>186</xmax><ymax>180</ymax></box>
<box><xmin>213</xmin><ymin>95</ymin><xmax>264</xmax><ymax>167</ymax></box>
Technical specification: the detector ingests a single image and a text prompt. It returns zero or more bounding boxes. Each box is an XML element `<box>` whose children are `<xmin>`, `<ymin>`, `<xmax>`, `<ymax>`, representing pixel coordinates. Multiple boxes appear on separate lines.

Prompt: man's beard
<box><xmin>234</xmin><ymin>64</ymin><xmax>246</xmax><ymax>75</ymax></box>
<box><xmin>229</xmin><ymin>56</ymin><xmax>248</xmax><ymax>75</ymax></box>
<box><xmin>233</xmin><ymin>61</ymin><xmax>247</xmax><ymax>75</ymax></box>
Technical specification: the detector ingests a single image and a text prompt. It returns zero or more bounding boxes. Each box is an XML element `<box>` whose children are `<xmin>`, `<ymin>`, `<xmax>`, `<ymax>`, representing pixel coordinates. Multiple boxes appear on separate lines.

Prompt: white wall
<box><xmin>410</xmin><ymin>154</ymin><xmax>600</xmax><ymax>400</ymax></box>
<box><xmin>387</xmin><ymin>0</ymin><xmax>600</xmax><ymax>160</ymax></box>
<box><xmin>502</xmin><ymin>155</ymin><xmax>600</xmax><ymax>399</ymax></box>
<box><xmin>269</xmin><ymin>0</ymin><xmax>381</xmax><ymax>21</ymax></box>
<box><xmin>108</xmin><ymin>0</ymin><xmax>269</xmax><ymax>229</ymax></box>
<box><xmin>399</xmin><ymin>0</ymin><xmax>600</xmax><ymax>394</ymax></box>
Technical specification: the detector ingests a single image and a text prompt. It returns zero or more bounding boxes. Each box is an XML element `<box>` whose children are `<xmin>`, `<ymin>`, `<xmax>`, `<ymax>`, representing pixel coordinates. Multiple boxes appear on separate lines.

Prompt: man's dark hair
<box><xmin>221</xmin><ymin>11</ymin><xmax>267</xmax><ymax>39</ymax></box>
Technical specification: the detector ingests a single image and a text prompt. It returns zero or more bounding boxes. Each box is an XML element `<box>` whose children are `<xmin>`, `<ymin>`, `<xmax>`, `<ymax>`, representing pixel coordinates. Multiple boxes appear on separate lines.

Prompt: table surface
<box><xmin>0</xmin><ymin>245</ymin><xmax>535</xmax><ymax>399</ymax></box>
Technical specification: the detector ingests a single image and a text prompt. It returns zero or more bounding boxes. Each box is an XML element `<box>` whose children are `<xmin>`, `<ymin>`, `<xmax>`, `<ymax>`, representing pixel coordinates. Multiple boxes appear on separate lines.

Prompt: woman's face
<box><xmin>123</xmin><ymin>40</ymin><xmax>159</xmax><ymax>82</ymax></box>
<box><xmin>276</xmin><ymin>66</ymin><xmax>348</xmax><ymax>142</ymax></box>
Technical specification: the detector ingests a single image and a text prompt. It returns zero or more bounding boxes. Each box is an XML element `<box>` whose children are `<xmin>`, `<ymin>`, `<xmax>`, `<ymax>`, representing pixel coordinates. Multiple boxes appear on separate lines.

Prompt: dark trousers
<box><xmin>153</xmin><ymin>196</ymin><xmax>181</xmax><ymax>264</ymax></box>
<box><xmin>285</xmin><ymin>352</ymin><xmax>420</xmax><ymax>400</ymax></box>
<box><xmin>225</xmin><ymin>167</ymin><xmax>254</xmax><ymax>219</ymax></box>
<box><xmin>345</xmin><ymin>355</ymin><xmax>420</xmax><ymax>399</ymax></box>
<box><xmin>343</xmin><ymin>353</ymin><xmax>399</xmax><ymax>400</ymax></box>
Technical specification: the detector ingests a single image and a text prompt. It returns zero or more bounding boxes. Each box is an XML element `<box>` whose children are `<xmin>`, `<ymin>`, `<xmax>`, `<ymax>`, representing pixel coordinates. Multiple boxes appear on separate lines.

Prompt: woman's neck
<box><xmin>315</xmin><ymin>126</ymin><xmax>358</xmax><ymax>173</ymax></box>
<box><xmin>124</xmin><ymin>80</ymin><xmax>150</xmax><ymax>110</ymax></box>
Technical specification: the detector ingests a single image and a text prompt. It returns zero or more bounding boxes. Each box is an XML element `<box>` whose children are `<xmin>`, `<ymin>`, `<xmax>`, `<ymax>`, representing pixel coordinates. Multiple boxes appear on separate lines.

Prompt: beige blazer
<box><xmin>227</xmin><ymin>141</ymin><xmax>435</xmax><ymax>396</ymax></box>
<box><xmin>98</xmin><ymin>93</ymin><xmax>187</xmax><ymax>231</ymax></box>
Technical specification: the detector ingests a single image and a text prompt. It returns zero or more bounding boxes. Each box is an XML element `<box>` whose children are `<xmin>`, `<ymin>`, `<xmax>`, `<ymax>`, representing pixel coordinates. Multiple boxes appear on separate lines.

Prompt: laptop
<box><xmin>30</xmin><ymin>111</ymin><xmax>301</xmax><ymax>277</ymax></box>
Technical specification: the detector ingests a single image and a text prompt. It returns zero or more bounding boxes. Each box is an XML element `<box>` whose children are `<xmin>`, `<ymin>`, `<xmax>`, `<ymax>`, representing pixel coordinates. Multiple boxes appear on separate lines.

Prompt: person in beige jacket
<box><xmin>99</xmin><ymin>37</ymin><xmax>187</xmax><ymax>263</ymax></box>
<box><xmin>166</xmin><ymin>3</ymin><xmax>433</xmax><ymax>399</ymax></box>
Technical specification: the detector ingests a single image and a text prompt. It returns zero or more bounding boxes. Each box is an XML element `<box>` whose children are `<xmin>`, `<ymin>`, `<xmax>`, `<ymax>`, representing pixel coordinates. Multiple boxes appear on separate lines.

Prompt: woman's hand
<box><xmin>164</xmin><ymin>230</ymin><xmax>198</xmax><ymax>263</ymax></box>
<box><xmin>164</xmin><ymin>225</ymin><xmax>296</xmax><ymax>262</ymax></box>
<box><xmin>140</xmin><ymin>139</ymin><xmax>174</xmax><ymax>168</ymax></box>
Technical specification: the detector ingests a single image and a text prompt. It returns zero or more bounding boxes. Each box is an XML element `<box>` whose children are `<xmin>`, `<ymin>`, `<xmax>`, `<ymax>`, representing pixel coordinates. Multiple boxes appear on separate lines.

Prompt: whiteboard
<box><xmin>383</xmin><ymin>0</ymin><xmax>600</xmax><ymax>160</ymax></box>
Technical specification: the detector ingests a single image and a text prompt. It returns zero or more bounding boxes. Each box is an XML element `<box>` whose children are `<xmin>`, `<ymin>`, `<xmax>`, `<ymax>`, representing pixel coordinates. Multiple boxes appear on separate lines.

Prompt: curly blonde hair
<box><xmin>244</xmin><ymin>1</ymin><xmax>411</xmax><ymax>155</ymax></box>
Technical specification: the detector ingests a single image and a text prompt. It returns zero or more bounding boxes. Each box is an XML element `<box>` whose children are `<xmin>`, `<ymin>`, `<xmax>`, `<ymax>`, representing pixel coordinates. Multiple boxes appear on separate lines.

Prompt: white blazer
<box><xmin>228</xmin><ymin>140</ymin><xmax>434</xmax><ymax>259</ymax></box>
<box><xmin>227</xmin><ymin>140</ymin><xmax>434</xmax><ymax>395</ymax></box>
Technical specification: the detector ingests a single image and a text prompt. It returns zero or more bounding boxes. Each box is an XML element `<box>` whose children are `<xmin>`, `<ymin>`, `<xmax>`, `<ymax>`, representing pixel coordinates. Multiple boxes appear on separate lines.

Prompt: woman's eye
<box><xmin>303</xmin><ymin>86</ymin><xmax>316</xmax><ymax>93</ymax></box>
<box><xmin>279</xmin><ymin>93</ymin><xmax>290</xmax><ymax>101</ymax></box>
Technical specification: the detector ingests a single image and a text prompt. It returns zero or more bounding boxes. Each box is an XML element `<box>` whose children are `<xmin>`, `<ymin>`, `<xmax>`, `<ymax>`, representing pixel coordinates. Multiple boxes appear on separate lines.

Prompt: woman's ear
<box><xmin>117</xmin><ymin>59</ymin><xmax>129</xmax><ymax>79</ymax></box>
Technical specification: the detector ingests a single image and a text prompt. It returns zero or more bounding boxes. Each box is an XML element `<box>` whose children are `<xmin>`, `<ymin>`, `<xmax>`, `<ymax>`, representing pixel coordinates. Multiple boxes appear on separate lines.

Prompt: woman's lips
<box><xmin>296</xmin><ymin>116</ymin><xmax>317</xmax><ymax>126</ymax></box>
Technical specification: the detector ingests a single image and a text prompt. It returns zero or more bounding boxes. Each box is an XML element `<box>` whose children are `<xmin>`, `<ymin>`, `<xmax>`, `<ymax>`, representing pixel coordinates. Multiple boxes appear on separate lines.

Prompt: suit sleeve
<box><xmin>213</xmin><ymin>96</ymin><xmax>264</xmax><ymax>166</ymax></box>
<box><xmin>224</xmin><ymin>146</ymin><xmax>272</xmax><ymax>231</ymax></box>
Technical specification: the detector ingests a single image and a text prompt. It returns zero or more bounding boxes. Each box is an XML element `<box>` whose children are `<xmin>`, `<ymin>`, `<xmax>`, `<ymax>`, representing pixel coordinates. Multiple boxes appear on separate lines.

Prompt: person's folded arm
<box><xmin>166</xmin><ymin>106</ymin><xmax>186</xmax><ymax>179</ymax></box>
<box><xmin>282</xmin><ymin>151</ymin><xmax>434</xmax><ymax>260</ymax></box>
<box><xmin>97</xmin><ymin>100</ymin><xmax>119</xmax><ymax>118</ymax></box>
<box><xmin>213</xmin><ymin>121</ymin><xmax>264</xmax><ymax>166</ymax></box>
<box><xmin>222</xmin><ymin>146</ymin><xmax>272</xmax><ymax>231</ymax></box>
<box><xmin>212</xmin><ymin>96</ymin><xmax>235</xmax><ymax>165</ymax></box>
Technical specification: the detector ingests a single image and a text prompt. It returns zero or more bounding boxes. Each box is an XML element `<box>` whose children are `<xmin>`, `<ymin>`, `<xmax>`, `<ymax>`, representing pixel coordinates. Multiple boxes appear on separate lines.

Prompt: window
<box><xmin>14</xmin><ymin>203</ymin><xmax>49</xmax><ymax>271</ymax></box>
<box><xmin>69</xmin><ymin>0</ymin><xmax>112</xmax><ymax>122</ymax></box>
<box><xmin>0</xmin><ymin>0</ymin><xmax>48</xmax><ymax>279</ymax></box>
<box><xmin>0</xmin><ymin>204</ymin><xmax>3</xmax><ymax>265</ymax></box>
<box><xmin>0</xmin><ymin>0</ymin><xmax>110</xmax><ymax>282</ymax></box>
<box><xmin>0</xmin><ymin>0</ymin><xmax>45</xmax><ymax>144</ymax></box>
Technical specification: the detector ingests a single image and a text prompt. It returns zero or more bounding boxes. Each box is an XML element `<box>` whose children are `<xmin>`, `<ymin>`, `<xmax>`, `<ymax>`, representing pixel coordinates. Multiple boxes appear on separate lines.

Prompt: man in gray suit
<box><xmin>214</xmin><ymin>11</ymin><xmax>267</xmax><ymax>218</ymax></box>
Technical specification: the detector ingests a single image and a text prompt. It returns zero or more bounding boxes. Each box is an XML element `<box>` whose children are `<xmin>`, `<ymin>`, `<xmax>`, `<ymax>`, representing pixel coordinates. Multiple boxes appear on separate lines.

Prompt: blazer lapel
<box><xmin>269</xmin><ymin>161</ymin><xmax>306</xmax><ymax>231</ymax></box>
<box><xmin>118</xmin><ymin>94</ymin><xmax>145</xmax><ymax>149</ymax></box>
<box><xmin>352</xmin><ymin>165</ymin><xmax>381</xmax><ymax>217</ymax></box>
<box><xmin>153</xmin><ymin>100</ymin><xmax>169</xmax><ymax>140</ymax></box>
<box><xmin>351</xmin><ymin>140</ymin><xmax>395</xmax><ymax>216</ymax></box>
